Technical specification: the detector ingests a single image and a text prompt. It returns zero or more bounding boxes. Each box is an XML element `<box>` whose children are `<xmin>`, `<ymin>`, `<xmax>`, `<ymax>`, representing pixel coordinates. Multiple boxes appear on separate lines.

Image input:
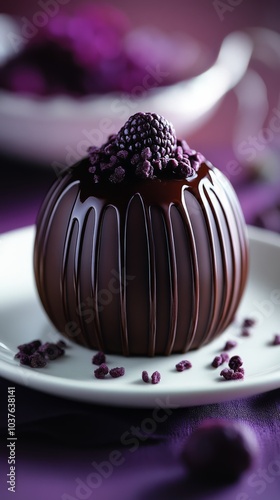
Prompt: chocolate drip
<box><xmin>34</xmin><ymin>161</ymin><xmax>249</xmax><ymax>356</ymax></box>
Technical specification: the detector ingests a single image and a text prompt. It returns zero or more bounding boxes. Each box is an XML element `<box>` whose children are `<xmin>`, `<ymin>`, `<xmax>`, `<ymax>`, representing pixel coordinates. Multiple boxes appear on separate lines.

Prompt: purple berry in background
<box><xmin>142</xmin><ymin>371</ymin><xmax>150</xmax><ymax>383</ymax></box>
<box><xmin>92</xmin><ymin>351</ymin><xmax>106</xmax><ymax>365</ymax></box>
<box><xmin>151</xmin><ymin>371</ymin><xmax>161</xmax><ymax>384</ymax></box>
<box><xmin>109</xmin><ymin>367</ymin><xmax>125</xmax><ymax>378</ymax></box>
<box><xmin>176</xmin><ymin>360</ymin><xmax>192</xmax><ymax>372</ymax></box>
<box><xmin>181</xmin><ymin>419</ymin><xmax>259</xmax><ymax>484</ymax></box>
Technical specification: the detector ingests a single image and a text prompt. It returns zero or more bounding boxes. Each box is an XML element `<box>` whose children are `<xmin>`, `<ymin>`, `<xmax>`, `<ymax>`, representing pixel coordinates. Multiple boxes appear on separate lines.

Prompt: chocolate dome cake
<box><xmin>34</xmin><ymin>112</ymin><xmax>249</xmax><ymax>356</ymax></box>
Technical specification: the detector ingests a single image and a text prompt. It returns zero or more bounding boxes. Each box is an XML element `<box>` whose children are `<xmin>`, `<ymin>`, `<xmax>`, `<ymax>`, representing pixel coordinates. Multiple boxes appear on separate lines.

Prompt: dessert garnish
<box><xmin>14</xmin><ymin>339</ymin><xmax>66</xmax><ymax>368</ymax></box>
<box><xmin>94</xmin><ymin>363</ymin><xmax>125</xmax><ymax>379</ymax></box>
<box><xmin>141</xmin><ymin>370</ymin><xmax>161</xmax><ymax>383</ymax></box>
<box><xmin>92</xmin><ymin>351</ymin><xmax>106</xmax><ymax>365</ymax></box>
<box><xmin>223</xmin><ymin>340</ymin><xmax>237</xmax><ymax>351</ymax></box>
<box><xmin>94</xmin><ymin>363</ymin><xmax>109</xmax><ymax>379</ymax></box>
<box><xmin>142</xmin><ymin>371</ymin><xmax>150</xmax><ymax>383</ymax></box>
<box><xmin>241</xmin><ymin>329</ymin><xmax>251</xmax><ymax>337</ymax></box>
<box><xmin>220</xmin><ymin>355</ymin><xmax>244</xmax><ymax>381</ymax></box>
<box><xmin>87</xmin><ymin>112</ymin><xmax>204</xmax><ymax>183</ymax></box>
<box><xmin>151</xmin><ymin>371</ymin><xmax>161</xmax><ymax>384</ymax></box>
<box><xmin>242</xmin><ymin>318</ymin><xmax>256</xmax><ymax>328</ymax></box>
<box><xmin>109</xmin><ymin>367</ymin><xmax>125</xmax><ymax>378</ymax></box>
<box><xmin>211</xmin><ymin>352</ymin><xmax>229</xmax><ymax>368</ymax></box>
<box><xmin>228</xmin><ymin>355</ymin><xmax>243</xmax><ymax>371</ymax></box>
<box><xmin>272</xmin><ymin>334</ymin><xmax>280</xmax><ymax>346</ymax></box>
<box><xmin>175</xmin><ymin>360</ymin><xmax>192</xmax><ymax>372</ymax></box>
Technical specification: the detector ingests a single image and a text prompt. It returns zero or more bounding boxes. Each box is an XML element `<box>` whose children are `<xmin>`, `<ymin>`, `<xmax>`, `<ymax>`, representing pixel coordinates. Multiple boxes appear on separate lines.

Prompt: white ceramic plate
<box><xmin>0</xmin><ymin>225</ymin><xmax>280</xmax><ymax>408</ymax></box>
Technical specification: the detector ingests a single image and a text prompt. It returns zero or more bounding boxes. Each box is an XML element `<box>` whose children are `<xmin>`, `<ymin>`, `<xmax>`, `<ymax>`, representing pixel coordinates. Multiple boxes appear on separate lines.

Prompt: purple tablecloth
<box><xmin>0</xmin><ymin>151</ymin><xmax>280</xmax><ymax>500</ymax></box>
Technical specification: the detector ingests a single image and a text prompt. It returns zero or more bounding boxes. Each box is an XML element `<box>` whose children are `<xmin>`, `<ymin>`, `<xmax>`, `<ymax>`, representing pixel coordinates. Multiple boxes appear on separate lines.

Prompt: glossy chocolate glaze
<box><xmin>34</xmin><ymin>160</ymin><xmax>249</xmax><ymax>356</ymax></box>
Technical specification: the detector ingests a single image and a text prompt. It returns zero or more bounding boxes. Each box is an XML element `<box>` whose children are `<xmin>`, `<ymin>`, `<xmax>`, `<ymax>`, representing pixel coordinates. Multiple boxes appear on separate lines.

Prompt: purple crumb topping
<box><xmin>56</xmin><ymin>340</ymin><xmax>67</xmax><ymax>349</ymax></box>
<box><xmin>242</xmin><ymin>318</ymin><xmax>256</xmax><ymax>328</ymax></box>
<box><xmin>221</xmin><ymin>352</ymin><xmax>229</xmax><ymax>362</ymax></box>
<box><xmin>241</xmin><ymin>329</ymin><xmax>251</xmax><ymax>337</ymax></box>
<box><xmin>17</xmin><ymin>340</ymin><xmax>42</xmax><ymax>355</ymax></box>
<box><xmin>87</xmin><ymin>112</ymin><xmax>204</xmax><ymax>184</ymax></box>
<box><xmin>272</xmin><ymin>334</ymin><xmax>280</xmax><ymax>345</ymax></box>
<box><xmin>94</xmin><ymin>363</ymin><xmax>109</xmax><ymax>379</ymax></box>
<box><xmin>211</xmin><ymin>353</ymin><xmax>228</xmax><ymax>368</ymax></box>
<box><xmin>176</xmin><ymin>360</ymin><xmax>192</xmax><ymax>372</ymax></box>
<box><xmin>15</xmin><ymin>338</ymin><xmax>67</xmax><ymax>368</ymax></box>
<box><xmin>224</xmin><ymin>340</ymin><xmax>237</xmax><ymax>351</ymax></box>
<box><xmin>231</xmin><ymin>371</ymin><xmax>245</xmax><ymax>380</ymax></box>
<box><xmin>29</xmin><ymin>352</ymin><xmax>47</xmax><ymax>368</ymax></box>
<box><xmin>228</xmin><ymin>355</ymin><xmax>243</xmax><ymax>372</ymax></box>
<box><xmin>220</xmin><ymin>355</ymin><xmax>244</xmax><ymax>381</ymax></box>
<box><xmin>38</xmin><ymin>342</ymin><xmax>64</xmax><ymax>360</ymax></box>
<box><xmin>151</xmin><ymin>371</ymin><xmax>161</xmax><ymax>384</ymax></box>
<box><xmin>18</xmin><ymin>353</ymin><xmax>31</xmax><ymax>366</ymax></box>
<box><xmin>109</xmin><ymin>367</ymin><xmax>125</xmax><ymax>378</ymax></box>
<box><xmin>92</xmin><ymin>351</ymin><xmax>106</xmax><ymax>365</ymax></box>
<box><xmin>142</xmin><ymin>370</ymin><xmax>150</xmax><ymax>383</ymax></box>
<box><xmin>220</xmin><ymin>368</ymin><xmax>244</xmax><ymax>381</ymax></box>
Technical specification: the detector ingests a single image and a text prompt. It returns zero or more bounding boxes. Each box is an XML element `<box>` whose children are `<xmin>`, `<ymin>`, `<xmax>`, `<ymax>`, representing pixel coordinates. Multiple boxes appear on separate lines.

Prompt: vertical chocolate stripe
<box><xmin>117</xmin><ymin>205</ymin><xmax>129</xmax><ymax>355</ymax></box>
<box><xmin>198</xmin><ymin>181</ymin><xmax>220</xmax><ymax>345</ymax></box>
<box><xmin>180</xmin><ymin>188</ymin><xmax>200</xmax><ymax>351</ymax></box>
<box><xmin>163</xmin><ymin>204</ymin><xmax>178</xmax><ymax>355</ymax></box>
<box><xmin>145</xmin><ymin>206</ymin><xmax>157</xmax><ymax>356</ymax></box>
<box><xmin>210</xmin><ymin>184</ymin><xmax>239</xmax><ymax>329</ymax></box>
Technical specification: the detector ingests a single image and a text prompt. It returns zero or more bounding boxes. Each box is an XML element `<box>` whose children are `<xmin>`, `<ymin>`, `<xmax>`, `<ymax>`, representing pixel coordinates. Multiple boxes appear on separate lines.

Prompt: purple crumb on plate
<box><xmin>231</xmin><ymin>371</ymin><xmax>245</xmax><ymax>380</ymax></box>
<box><xmin>242</xmin><ymin>318</ymin><xmax>256</xmax><ymax>328</ymax></box>
<box><xmin>94</xmin><ymin>363</ymin><xmax>109</xmax><ymax>379</ymax></box>
<box><xmin>56</xmin><ymin>340</ymin><xmax>67</xmax><ymax>349</ymax></box>
<box><xmin>228</xmin><ymin>355</ymin><xmax>243</xmax><ymax>372</ymax></box>
<box><xmin>211</xmin><ymin>355</ymin><xmax>223</xmax><ymax>368</ymax></box>
<box><xmin>18</xmin><ymin>353</ymin><xmax>31</xmax><ymax>366</ymax></box>
<box><xmin>220</xmin><ymin>368</ymin><xmax>235</xmax><ymax>380</ymax></box>
<box><xmin>212</xmin><ymin>353</ymin><xmax>228</xmax><ymax>368</ymax></box>
<box><xmin>92</xmin><ymin>351</ymin><xmax>106</xmax><ymax>365</ymax></box>
<box><xmin>221</xmin><ymin>352</ymin><xmax>229</xmax><ymax>362</ymax></box>
<box><xmin>142</xmin><ymin>370</ymin><xmax>150</xmax><ymax>383</ymax></box>
<box><xmin>39</xmin><ymin>342</ymin><xmax>64</xmax><ymax>360</ymax></box>
<box><xmin>220</xmin><ymin>367</ymin><xmax>244</xmax><ymax>381</ymax></box>
<box><xmin>241</xmin><ymin>329</ymin><xmax>251</xmax><ymax>337</ymax></box>
<box><xmin>17</xmin><ymin>340</ymin><xmax>42</xmax><ymax>355</ymax></box>
<box><xmin>109</xmin><ymin>367</ymin><xmax>125</xmax><ymax>378</ymax></box>
<box><xmin>29</xmin><ymin>352</ymin><xmax>47</xmax><ymax>368</ymax></box>
<box><xmin>176</xmin><ymin>360</ymin><xmax>192</xmax><ymax>371</ymax></box>
<box><xmin>272</xmin><ymin>334</ymin><xmax>280</xmax><ymax>345</ymax></box>
<box><xmin>211</xmin><ymin>352</ymin><xmax>229</xmax><ymax>368</ymax></box>
<box><xmin>224</xmin><ymin>340</ymin><xmax>237</xmax><ymax>351</ymax></box>
<box><xmin>151</xmin><ymin>371</ymin><xmax>161</xmax><ymax>384</ymax></box>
